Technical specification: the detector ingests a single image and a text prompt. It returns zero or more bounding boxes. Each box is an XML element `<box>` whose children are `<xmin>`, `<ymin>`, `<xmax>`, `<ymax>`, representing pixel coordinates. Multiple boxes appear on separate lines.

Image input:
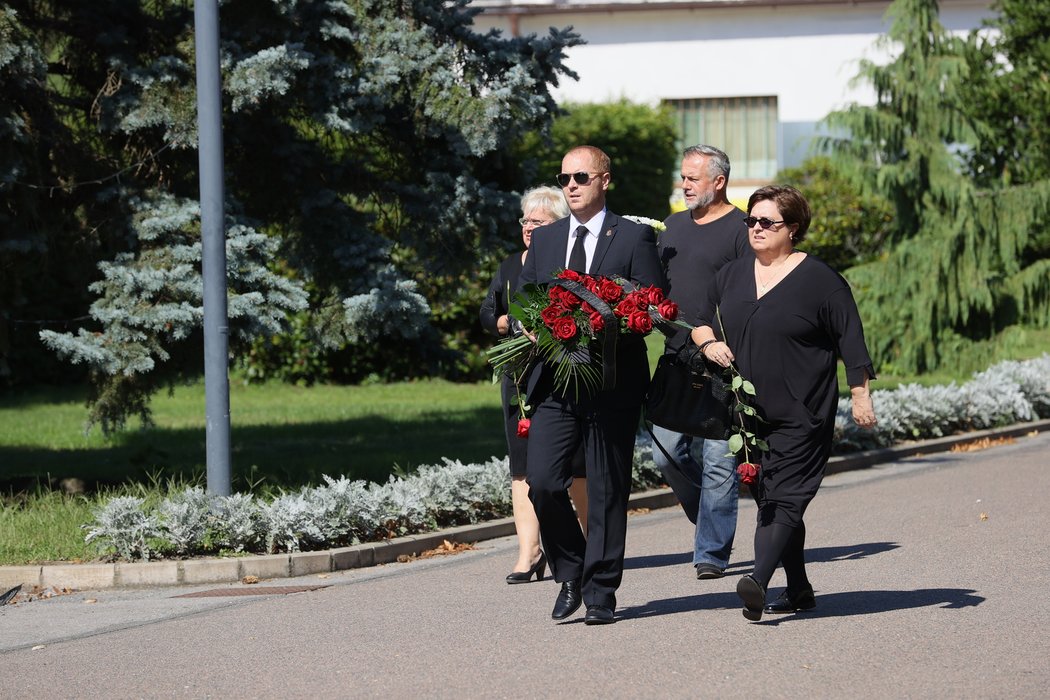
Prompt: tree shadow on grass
<box><xmin>0</xmin><ymin>407</ymin><xmax>507</xmax><ymax>495</ymax></box>
<box><xmin>618</xmin><ymin>587</ymin><xmax>985</xmax><ymax>621</ymax></box>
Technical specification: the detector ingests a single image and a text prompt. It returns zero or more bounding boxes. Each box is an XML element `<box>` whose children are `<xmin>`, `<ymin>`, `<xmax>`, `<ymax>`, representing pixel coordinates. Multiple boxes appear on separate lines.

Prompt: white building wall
<box><xmin>472</xmin><ymin>1</ymin><xmax>993</xmax><ymax>199</ymax></box>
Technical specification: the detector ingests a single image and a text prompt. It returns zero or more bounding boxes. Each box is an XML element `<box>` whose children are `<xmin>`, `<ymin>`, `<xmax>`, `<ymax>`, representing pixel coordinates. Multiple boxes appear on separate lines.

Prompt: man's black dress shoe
<box><xmin>764</xmin><ymin>586</ymin><xmax>816</xmax><ymax>614</ymax></box>
<box><xmin>584</xmin><ymin>605</ymin><xmax>615</xmax><ymax>625</ymax></box>
<box><xmin>736</xmin><ymin>574</ymin><xmax>766</xmax><ymax>621</ymax></box>
<box><xmin>551</xmin><ymin>579</ymin><xmax>582</xmax><ymax>620</ymax></box>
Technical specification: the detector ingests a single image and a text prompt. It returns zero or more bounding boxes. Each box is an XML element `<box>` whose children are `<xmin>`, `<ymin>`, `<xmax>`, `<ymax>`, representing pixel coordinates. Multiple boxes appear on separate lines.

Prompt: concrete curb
<box><xmin>3</xmin><ymin>419</ymin><xmax>1046</xmax><ymax>592</ymax></box>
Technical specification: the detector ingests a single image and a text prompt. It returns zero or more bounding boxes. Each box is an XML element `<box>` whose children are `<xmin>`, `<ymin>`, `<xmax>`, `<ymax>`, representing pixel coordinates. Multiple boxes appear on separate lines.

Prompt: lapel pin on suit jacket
<box><xmin>604</xmin><ymin>229</ymin><xmax>613</xmax><ymax>237</ymax></box>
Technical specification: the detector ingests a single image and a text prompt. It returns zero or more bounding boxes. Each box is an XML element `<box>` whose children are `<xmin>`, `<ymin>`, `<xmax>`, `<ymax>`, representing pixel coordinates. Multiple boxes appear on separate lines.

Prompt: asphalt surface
<box><xmin>1</xmin><ymin>430</ymin><xmax>1048</xmax><ymax>698</ymax></box>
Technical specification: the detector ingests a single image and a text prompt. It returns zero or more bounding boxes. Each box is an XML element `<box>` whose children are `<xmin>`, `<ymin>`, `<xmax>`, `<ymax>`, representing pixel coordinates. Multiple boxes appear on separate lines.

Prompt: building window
<box><xmin>665</xmin><ymin>96</ymin><xmax>778</xmax><ymax>181</ymax></box>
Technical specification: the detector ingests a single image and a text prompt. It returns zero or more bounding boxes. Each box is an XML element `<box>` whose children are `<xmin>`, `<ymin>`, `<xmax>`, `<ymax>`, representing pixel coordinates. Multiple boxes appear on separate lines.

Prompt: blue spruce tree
<box><xmin>2</xmin><ymin>0</ymin><xmax>579</xmax><ymax>429</ymax></box>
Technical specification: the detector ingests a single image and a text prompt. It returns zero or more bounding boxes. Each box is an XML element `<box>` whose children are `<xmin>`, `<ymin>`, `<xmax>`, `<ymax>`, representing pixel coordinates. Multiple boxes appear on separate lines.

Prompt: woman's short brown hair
<box><xmin>747</xmin><ymin>185</ymin><xmax>811</xmax><ymax>243</ymax></box>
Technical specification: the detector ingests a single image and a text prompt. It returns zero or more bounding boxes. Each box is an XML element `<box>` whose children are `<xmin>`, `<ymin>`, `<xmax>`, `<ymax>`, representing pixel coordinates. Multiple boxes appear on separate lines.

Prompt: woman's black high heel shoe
<box><xmin>506</xmin><ymin>553</ymin><xmax>546</xmax><ymax>584</ymax></box>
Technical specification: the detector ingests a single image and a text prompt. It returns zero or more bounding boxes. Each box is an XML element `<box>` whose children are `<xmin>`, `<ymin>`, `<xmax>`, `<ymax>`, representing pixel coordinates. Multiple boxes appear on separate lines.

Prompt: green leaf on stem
<box><xmin>727</xmin><ymin>433</ymin><xmax>744</xmax><ymax>454</ymax></box>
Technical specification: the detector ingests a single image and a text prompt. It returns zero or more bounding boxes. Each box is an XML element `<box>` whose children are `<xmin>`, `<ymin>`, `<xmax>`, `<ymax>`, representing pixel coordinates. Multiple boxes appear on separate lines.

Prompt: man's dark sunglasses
<box><xmin>556</xmin><ymin>171</ymin><xmax>603</xmax><ymax>187</ymax></box>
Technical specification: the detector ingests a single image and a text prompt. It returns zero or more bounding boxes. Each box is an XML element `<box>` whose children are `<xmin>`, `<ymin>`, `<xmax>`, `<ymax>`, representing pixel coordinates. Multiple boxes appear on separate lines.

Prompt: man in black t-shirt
<box><xmin>652</xmin><ymin>145</ymin><xmax>750</xmax><ymax>580</ymax></box>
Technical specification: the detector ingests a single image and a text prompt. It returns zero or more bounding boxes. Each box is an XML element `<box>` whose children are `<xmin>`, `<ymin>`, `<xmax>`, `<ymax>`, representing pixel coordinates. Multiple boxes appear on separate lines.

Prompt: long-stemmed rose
<box><xmin>714</xmin><ymin>308</ymin><xmax>768</xmax><ymax>483</ymax></box>
<box><xmin>516</xmin><ymin>416</ymin><xmax>531</xmax><ymax>438</ymax></box>
<box><xmin>737</xmin><ymin>460</ymin><xmax>760</xmax><ymax>485</ymax></box>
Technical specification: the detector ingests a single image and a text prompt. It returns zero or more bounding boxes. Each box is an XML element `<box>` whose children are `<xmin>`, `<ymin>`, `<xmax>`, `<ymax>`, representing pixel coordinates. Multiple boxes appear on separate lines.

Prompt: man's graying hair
<box><xmin>683</xmin><ymin>144</ymin><xmax>731</xmax><ymax>181</ymax></box>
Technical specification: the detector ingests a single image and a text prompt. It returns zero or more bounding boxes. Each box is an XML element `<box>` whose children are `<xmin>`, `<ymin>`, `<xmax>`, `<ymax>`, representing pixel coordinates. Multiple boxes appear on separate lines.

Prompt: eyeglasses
<box><xmin>744</xmin><ymin>216</ymin><xmax>786</xmax><ymax>230</ymax></box>
<box><xmin>518</xmin><ymin>217</ymin><xmax>551</xmax><ymax>227</ymax></box>
<box><xmin>556</xmin><ymin>171</ymin><xmax>603</xmax><ymax>188</ymax></box>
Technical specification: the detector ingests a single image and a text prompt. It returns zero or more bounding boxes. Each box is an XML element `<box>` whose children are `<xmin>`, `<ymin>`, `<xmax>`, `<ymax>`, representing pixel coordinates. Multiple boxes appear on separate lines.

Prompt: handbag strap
<box><xmin>646</xmin><ymin>422</ymin><xmax>681</xmax><ymax>475</ymax></box>
<box><xmin>644</xmin><ymin>419</ymin><xmax>738</xmax><ymax>494</ymax></box>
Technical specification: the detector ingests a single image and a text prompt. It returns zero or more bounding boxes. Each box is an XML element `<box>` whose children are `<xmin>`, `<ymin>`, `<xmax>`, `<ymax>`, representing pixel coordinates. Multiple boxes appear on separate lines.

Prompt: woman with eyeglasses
<box><xmin>480</xmin><ymin>185</ymin><xmax>589</xmax><ymax>584</ymax></box>
<box><xmin>690</xmin><ymin>184</ymin><xmax>878</xmax><ymax>621</ymax></box>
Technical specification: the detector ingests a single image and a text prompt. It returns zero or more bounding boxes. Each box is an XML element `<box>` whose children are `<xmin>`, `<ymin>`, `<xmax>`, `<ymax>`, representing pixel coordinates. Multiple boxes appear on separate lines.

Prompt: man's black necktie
<box><xmin>568</xmin><ymin>225</ymin><xmax>588</xmax><ymax>273</ymax></box>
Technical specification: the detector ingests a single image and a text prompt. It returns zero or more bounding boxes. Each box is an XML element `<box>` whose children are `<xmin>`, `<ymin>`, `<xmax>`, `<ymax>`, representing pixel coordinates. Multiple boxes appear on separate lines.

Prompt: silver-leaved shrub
<box><xmin>834</xmin><ymin>354</ymin><xmax>1049</xmax><ymax>451</ymax></box>
<box><xmin>84</xmin><ymin>496</ymin><xmax>161</xmax><ymax>561</ymax></box>
<box><xmin>305</xmin><ymin>475</ymin><xmax>378</xmax><ymax>546</ymax></box>
<box><xmin>208</xmin><ymin>493</ymin><xmax>260</xmax><ymax>552</ymax></box>
<box><xmin>156</xmin><ymin>487</ymin><xmax>211</xmax><ymax>555</ymax></box>
<box><xmin>412</xmin><ymin>457</ymin><xmax>512</xmax><ymax>526</ymax></box>
<box><xmin>972</xmin><ymin>355</ymin><xmax>1050</xmax><ymax>416</ymax></box>
<box><xmin>370</xmin><ymin>476</ymin><xmax>430</xmax><ymax>538</ymax></box>
<box><xmin>258</xmin><ymin>491</ymin><xmax>325</xmax><ymax>554</ymax></box>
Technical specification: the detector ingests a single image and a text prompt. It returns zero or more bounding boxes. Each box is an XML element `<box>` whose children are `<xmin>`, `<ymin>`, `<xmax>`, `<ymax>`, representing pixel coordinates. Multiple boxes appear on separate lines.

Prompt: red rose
<box><xmin>550</xmin><ymin>316</ymin><xmax>578</xmax><ymax>341</ymax></box>
<box><xmin>614</xmin><ymin>298</ymin><xmax>636</xmax><ymax>318</ymax></box>
<box><xmin>541</xmin><ymin>304</ymin><xmax>565</xmax><ymax>326</ymax></box>
<box><xmin>738</xmin><ymin>462</ymin><xmax>760</xmax><ymax>485</ymax></box>
<box><xmin>624</xmin><ymin>290</ymin><xmax>649</xmax><ymax>311</ymax></box>
<box><xmin>580</xmin><ymin>302</ymin><xmax>595</xmax><ymax>315</ymax></box>
<box><xmin>596</xmin><ymin>278</ymin><xmax>624</xmax><ymax>303</ymax></box>
<box><xmin>657</xmin><ymin>299</ymin><xmax>679</xmax><ymax>321</ymax></box>
<box><xmin>581</xmin><ymin>276</ymin><xmax>599</xmax><ymax>293</ymax></box>
<box><xmin>549</xmin><ymin>286</ymin><xmax>581</xmax><ymax>309</ymax></box>
<box><xmin>516</xmin><ymin>418</ymin><xmax>531</xmax><ymax>438</ymax></box>
<box><xmin>589</xmin><ymin>312</ymin><xmax>605</xmax><ymax>333</ymax></box>
<box><xmin>641</xmin><ymin>285</ymin><xmax>664</xmax><ymax>305</ymax></box>
<box><xmin>558</xmin><ymin>269</ymin><xmax>582</xmax><ymax>282</ymax></box>
<box><xmin>626</xmin><ymin>310</ymin><xmax>653</xmax><ymax>334</ymax></box>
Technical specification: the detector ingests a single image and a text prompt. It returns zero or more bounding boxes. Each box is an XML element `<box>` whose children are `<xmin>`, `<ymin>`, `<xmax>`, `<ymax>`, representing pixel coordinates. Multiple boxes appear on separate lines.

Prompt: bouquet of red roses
<box><xmin>486</xmin><ymin>269</ymin><xmax>686</xmax><ymax>407</ymax></box>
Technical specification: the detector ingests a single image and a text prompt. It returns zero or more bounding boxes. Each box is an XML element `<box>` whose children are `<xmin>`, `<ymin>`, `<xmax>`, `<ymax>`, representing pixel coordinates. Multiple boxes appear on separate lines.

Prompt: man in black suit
<box><xmin>518</xmin><ymin>145</ymin><xmax>665</xmax><ymax>625</ymax></box>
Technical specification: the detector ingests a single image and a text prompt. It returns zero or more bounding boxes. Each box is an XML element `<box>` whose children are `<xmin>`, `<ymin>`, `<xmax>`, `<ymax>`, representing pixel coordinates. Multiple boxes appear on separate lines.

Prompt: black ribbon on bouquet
<box><xmin>552</xmin><ymin>278</ymin><xmax>620</xmax><ymax>390</ymax></box>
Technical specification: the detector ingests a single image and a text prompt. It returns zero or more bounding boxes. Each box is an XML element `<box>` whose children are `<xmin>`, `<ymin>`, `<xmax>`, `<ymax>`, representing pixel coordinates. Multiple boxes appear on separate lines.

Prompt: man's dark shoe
<box><xmin>695</xmin><ymin>563</ymin><xmax>725</xmax><ymax>580</ymax></box>
<box><xmin>764</xmin><ymin>586</ymin><xmax>816</xmax><ymax>614</ymax></box>
<box><xmin>551</xmin><ymin>579</ymin><xmax>583</xmax><ymax>620</ymax></box>
<box><xmin>584</xmin><ymin>605</ymin><xmax>615</xmax><ymax>625</ymax></box>
<box><xmin>736</xmin><ymin>574</ymin><xmax>766</xmax><ymax>621</ymax></box>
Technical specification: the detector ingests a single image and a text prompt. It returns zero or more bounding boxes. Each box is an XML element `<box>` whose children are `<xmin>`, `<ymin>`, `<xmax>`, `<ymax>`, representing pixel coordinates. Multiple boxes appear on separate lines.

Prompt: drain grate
<box><xmin>174</xmin><ymin>585</ymin><xmax>330</xmax><ymax>598</ymax></box>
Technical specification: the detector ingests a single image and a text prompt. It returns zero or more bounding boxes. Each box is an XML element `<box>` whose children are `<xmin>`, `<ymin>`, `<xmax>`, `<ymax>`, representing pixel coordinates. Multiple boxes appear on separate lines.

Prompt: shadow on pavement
<box><xmin>806</xmin><ymin>541</ymin><xmax>900</xmax><ymax>562</ymax></box>
<box><xmin>618</xmin><ymin>592</ymin><xmax>742</xmax><ymax>619</ymax></box>
<box><xmin>623</xmin><ymin>552</ymin><xmax>692</xmax><ymax>570</ymax></box>
<box><xmin>618</xmin><ymin>587</ymin><xmax>984</xmax><ymax>622</ymax></box>
<box><xmin>624</xmin><ymin>541</ymin><xmax>900</xmax><ymax>573</ymax></box>
<box><xmin>762</xmin><ymin>588</ymin><xmax>986</xmax><ymax>622</ymax></box>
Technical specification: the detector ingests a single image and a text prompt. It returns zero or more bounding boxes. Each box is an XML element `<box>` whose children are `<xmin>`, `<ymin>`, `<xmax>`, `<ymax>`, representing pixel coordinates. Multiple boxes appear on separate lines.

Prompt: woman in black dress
<box><xmin>480</xmin><ymin>186</ymin><xmax>588</xmax><ymax>584</ymax></box>
<box><xmin>690</xmin><ymin>185</ymin><xmax>878</xmax><ymax>621</ymax></box>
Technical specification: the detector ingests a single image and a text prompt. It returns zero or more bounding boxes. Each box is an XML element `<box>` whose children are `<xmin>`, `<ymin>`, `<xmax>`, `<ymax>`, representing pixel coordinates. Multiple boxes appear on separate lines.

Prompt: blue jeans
<box><xmin>650</xmin><ymin>424</ymin><xmax>739</xmax><ymax>569</ymax></box>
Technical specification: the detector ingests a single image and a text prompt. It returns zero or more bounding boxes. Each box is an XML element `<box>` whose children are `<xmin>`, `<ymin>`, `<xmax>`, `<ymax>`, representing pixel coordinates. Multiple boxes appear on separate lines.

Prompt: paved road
<box><xmin>2</xmin><ymin>431</ymin><xmax>1048</xmax><ymax>698</ymax></box>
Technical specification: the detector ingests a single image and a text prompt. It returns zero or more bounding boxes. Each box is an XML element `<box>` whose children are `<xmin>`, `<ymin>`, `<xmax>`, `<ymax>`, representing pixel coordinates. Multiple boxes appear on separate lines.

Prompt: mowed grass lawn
<box><xmin>0</xmin><ymin>378</ymin><xmax>508</xmax><ymax>494</ymax></box>
<box><xmin>2</xmin><ymin>377</ymin><xmax>511</xmax><ymax>564</ymax></box>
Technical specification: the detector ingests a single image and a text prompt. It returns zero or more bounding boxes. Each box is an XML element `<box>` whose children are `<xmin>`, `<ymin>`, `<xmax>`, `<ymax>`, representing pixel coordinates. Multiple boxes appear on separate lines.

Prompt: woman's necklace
<box><xmin>756</xmin><ymin>253</ymin><xmax>794</xmax><ymax>293</ymax></box>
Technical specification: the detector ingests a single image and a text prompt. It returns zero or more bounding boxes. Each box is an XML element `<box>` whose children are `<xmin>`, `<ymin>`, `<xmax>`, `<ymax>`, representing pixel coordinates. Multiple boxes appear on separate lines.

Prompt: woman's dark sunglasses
<box><xmin>556</xmin><ymin>171</ymin><xmax>602</xmax><ymax>187</ymax></box>
<box><xmin>744</xmin><ymin>216</ymin><xmax>786</xmax><ymax>230</ymax></box>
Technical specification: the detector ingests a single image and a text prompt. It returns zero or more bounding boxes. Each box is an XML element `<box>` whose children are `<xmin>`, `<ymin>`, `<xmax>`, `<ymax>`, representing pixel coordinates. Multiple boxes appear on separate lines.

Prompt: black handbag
<box><xmin>645</xmin><ymin>349</ymin><xmax>733</xmax><ymax>440</ymax></box>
